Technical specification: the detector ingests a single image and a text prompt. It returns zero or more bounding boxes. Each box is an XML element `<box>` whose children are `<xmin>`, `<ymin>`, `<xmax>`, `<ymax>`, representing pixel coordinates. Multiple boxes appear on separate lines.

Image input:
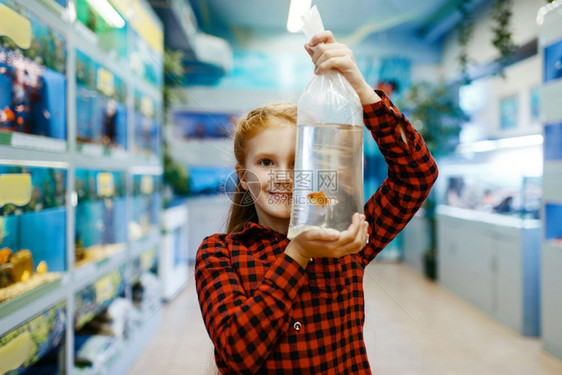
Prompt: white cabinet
<box><xmin>437</xmin><ymin>206</ymin><xmax>541</xmax><ymax>336</ymax></box>
<box><xmin>402</xmin><ymin>213</ymin><xmax>431</xmax><ymax>274</ymax></box>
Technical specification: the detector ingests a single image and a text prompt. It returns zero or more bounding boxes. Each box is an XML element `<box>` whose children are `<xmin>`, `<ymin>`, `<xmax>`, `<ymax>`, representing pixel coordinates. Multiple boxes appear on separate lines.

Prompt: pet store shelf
<box><xmin>0</xmin><ymin>145</ymin><xmax>68</xmax><ymax>166</ymax></box>
<box><xmin>130</xmin><ymin>230</ymin><xmax>161</xmax><ymax>260</ymax></box>
<box><xmin>73</xmin><ymin>249</ymin><xmax>128</xmax><ymax>292</ymax></box>
<box><xmin>74</xmin><ymin>268</ymin><xmax>126</xmax><ymax>331</ymax></box>
<box><xmin>0</xmin><ymin>301</ymin><xmax>67</xmax><ymax>374</ymax></box>
<box><xmin>0</xmin><ymin>280</ymin><xmax>67</xmax><ymax>337</ymax></box>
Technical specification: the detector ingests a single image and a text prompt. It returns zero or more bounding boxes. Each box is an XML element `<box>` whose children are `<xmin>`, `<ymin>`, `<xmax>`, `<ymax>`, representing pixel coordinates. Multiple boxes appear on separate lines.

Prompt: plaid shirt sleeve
<box><xmin>359</xmin><ymin>90</ymin><xmax>439</xmax><ymax>267</ymax></box>
<box><xmin>195</xmin><ymin>234</ymin><xmax>307</xmax><ymax>374</ymax></box>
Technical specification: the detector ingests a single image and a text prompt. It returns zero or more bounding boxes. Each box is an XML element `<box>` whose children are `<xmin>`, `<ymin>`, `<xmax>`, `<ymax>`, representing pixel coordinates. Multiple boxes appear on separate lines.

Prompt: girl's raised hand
<box><xmin>285</xmin><ymin>213</ymin><xmax>369</xmax><ymax>268</ymax></box>
<box><xmin>304</xmin><ymin>31</ymin><xmax>380</xmax><ymax>105</ymax></box>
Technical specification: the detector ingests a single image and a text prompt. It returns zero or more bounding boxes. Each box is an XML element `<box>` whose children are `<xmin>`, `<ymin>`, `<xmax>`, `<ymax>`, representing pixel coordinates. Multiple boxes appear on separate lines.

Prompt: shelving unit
<box><xmin>0</xmin><ymin>0</ymin><xmax>163</xmax><ymax>373</ymax></box>
<box><xmin>539</xmin><ymin>1</ymin><xmax>562</xmax><ymax>360</ymax></box>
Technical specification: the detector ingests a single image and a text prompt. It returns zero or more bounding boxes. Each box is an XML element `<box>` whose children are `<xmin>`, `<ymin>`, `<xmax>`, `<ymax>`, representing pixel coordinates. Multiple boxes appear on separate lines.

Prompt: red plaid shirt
<box><xmin>196</xmin><ymin>91</ymin><xmax>438</xmax><ymax>374</ymax></box>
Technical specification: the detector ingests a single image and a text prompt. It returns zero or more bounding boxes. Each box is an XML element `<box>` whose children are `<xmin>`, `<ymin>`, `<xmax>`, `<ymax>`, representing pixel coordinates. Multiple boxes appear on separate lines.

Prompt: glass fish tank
<box><xmin>74</xmin><ymin>169</ymin><xmax>126</xmax><ymax>268</ymax></box>
<box><xmin>0</xmin><ymin>0</ymin><xmax>66</xmax><ymax>144</ymax></box>
<box><xmin>74</xmin><ymin>0</ymin><xmax>128</xmax><ymax>61</ymax></box>
<box><xmin>0</xmin><ymin>165</ymin><xmax>66</xmax><ymax>306</ymax></box>
<box><xmin>130</xmin><ymin>174</ymin><xmax>161</xmax><ymax>241</ymax></box>
<box><xmin>74</xmin><ymin>267</ymin><xmax>125</xmax><ymax>331</ymax></box>
<box><xmin>0</xmin><ymin>301</ymin><xmax>66</xmax><ymax>374</ymax></box>
<box><xmin>130</xmin><ymin>30</ymin><xmax>163</xmax><ymax>90</ymax></box>
<box><xmin>131</xmin><ymin>248</ymin><xmax>159</xmax><ymax>312</ymax></box>
<box><xmin>75</xmin><ymin>49</ymin><xmax>127</xmax><ymax>151</ymax></box>
<box><xmin>133</xmin><ymin>91</ymin><xmax>160</xmax><ymax>157</ymax></box>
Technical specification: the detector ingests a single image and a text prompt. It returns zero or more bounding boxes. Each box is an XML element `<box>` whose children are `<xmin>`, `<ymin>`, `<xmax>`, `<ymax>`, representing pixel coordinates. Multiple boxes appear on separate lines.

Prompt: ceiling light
<box><xmin>287</xmin><ymin>0</ymin><xmax>311</xmax><ymax>33</ymax></box>
<box><xmin>85</xmin><ymin>0</ymin><xmax>125</xmax><ymax>29</ymax></box>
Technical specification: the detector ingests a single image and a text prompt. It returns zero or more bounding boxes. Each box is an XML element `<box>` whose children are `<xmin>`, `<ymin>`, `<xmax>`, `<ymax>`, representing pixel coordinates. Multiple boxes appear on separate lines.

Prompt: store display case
<box><xmin>0</xmin><ymin>302</ymin><xmax>65</xmax><ymax>374</ymax></box>
<box><xmin>539</xmin><ymin>2</ymin><xmax>562</xmax><ymax>360</ymax></box>
<box><xmin>130</xmin><ymin>173</ymin><xmax>160</xmax><ymax>241</ymax></box>
<box><xmin>0</xmin><ymin>0</ymin><xmax>163</xmax><ymax>372</ymax></box>
<box><xmin>0</xmin><ymin>165</ymin><xmax>66</xmax><ymax>308</ymax></box>
<box><xmin>437</xmin><ymin>152</ymin><xmax>542</xmax><ymax>220</ymax></box>
<box><xmin>74</xmin><ymin>267</ymin><xmax>125</xmax><ymax>331</ymax></box>
<box><xmin>74</xmin><ymin>0</ymin><xmax>128</xmax><ymax>61</ymax></box>
<box><xmin>75</xmin><ymin>50</ymin><xmax>128</xmax><ymax>152</ymax></box>
<box><xmin>75</xmin><ymin>169</ymin><xmax>127</xmax><ymax>268</ymax></box>
<box><xmin>0</xmin><ymin>0</ymin><xmax>66</xmax><ymax>150</ymax></box>
<box><xmin>130</xmin><ymin>30</ymin><xmax>163</xmax><ymax>90</ymax></box>
<box><xmin>435</xmin><ymin>146</ymin><xmax>542</xmax><ymax>336</ymax></box>
<box><xmin>133</xmin><ymin>91</ymin><xmax>160</xmax><ymax>157</ymax></box>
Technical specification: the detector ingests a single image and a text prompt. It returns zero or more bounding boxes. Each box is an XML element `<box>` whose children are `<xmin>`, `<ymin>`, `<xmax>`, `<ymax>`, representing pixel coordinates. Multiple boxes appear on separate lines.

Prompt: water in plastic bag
<box><xmin>287</xmin><ymin>6</ymin><xmax>364</xmax><ymax>239</ymax></box>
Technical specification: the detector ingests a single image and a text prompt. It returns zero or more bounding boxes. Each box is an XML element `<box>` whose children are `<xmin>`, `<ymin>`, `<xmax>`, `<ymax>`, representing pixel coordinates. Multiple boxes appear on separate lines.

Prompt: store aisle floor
<box><xmin>129</xmin><ymin>262</ymin><xmax>562</xmax><ymax>375</ymax></box>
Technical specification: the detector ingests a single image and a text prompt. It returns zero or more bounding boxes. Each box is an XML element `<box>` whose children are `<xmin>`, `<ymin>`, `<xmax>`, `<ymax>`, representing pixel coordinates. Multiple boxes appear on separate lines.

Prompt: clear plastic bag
<box><xmin>287</xmin><ymin>6</ymin><xmax>364</xmax><ymax>239</ymax></box>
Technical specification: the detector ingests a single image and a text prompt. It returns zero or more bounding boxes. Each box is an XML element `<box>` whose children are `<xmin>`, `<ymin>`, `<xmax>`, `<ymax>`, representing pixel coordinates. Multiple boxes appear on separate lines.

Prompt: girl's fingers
<box><xmin>316</xmin><ymin>55</ymin><xmax>354</xmax><ymax>75</ymax></box>
<box><xmin>308</xmin><ymin>31</ymin><xmax>336</xmax><ymax>47</ymax></box>
<box><xmin>336</xmin><ymin>213</ymin><xmax>363</xmax><ymax>246</ymax></box>
<box><xmin>303</xmin><ymin>227</ymin><xmax>340</xmax><ymax>242</ymax></box>
<box><xmin>313</xmin><ymin>46</ymin><xmax>349</xmax><ymax>70</ymax></box>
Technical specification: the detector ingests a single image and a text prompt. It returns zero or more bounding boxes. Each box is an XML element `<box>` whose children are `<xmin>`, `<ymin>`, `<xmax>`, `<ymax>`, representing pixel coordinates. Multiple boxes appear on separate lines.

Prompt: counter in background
<box><xmin>436</xmin><ymin>205</ymin><xmax>541</xmax><ymax>337</ymax></box>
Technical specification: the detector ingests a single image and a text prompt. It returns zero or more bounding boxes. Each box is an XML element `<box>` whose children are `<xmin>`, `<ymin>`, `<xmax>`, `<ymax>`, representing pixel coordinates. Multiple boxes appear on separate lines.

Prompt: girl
<box><xmin>195</xmin><ymin>31</ymin><xmax>438</xmax><ymax>374</ymax></box>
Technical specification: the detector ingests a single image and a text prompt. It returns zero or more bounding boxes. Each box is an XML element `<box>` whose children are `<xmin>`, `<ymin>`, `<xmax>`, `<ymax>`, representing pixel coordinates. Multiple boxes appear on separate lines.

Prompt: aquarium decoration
<box><xmin>133</xmin><ymin>91</ymin><xmax>160</xmax><ymax>157</ymax></box>
<box><xmin>75</xmin><ymin>169</ymin><xmax>126</xmax><ymax>267</ymax></box>
<box><xmin>75</xmin><ymin>49</ymin><xmax>127</xmax><ymax>150</ymax></box>
<box><xmin>0</xmin><ymin>302</ymin><xmax>66</xmax><ymax>373</ymax></box>
<box><xmin>0</xmin><ymin>0</ymin><xmax>67</xmax><ymax>144</ymax></box>
<box><xmin>0</xmin><ymin>166</ymin><xmax>66</xmax><ymax>304</ymax></box>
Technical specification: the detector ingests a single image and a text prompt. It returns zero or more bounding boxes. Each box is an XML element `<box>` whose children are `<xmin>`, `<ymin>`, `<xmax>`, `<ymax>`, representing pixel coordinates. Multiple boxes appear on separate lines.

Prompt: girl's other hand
<box><xmin>304</xmin><ymin>31</ymin><xmax>380</xmax><ymax>105</ymax></box>
<box><xmin>285</xmin><ymin>212</ymin><xmax>369</xmax><ymax>268</ymax></box>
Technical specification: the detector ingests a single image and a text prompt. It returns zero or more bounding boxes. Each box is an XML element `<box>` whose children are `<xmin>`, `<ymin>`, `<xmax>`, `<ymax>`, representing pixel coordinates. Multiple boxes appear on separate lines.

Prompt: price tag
<box><xmin>141</xmin><ymin>96</ymin><xmax>154</xmax><ymax>117</ymax></box>
<box><xmin>97</xmin><ymin>173</ymin><xmax>115</xmax><ymax>197</ymax></box>
<box><xmin>94</xmin><ymin>274</ymin><xmax>116</xmax><ymax>304</ymax></box>
<box><xmin>97</xmin><ymin>68</ymin><xmax>115</xmax><ymax>96</ymax></box>
<box><xmin>140</xmin><ymin>175</ymin><xmax>154</xmax><ymax>195</ymax></box>
<box><xmin>0</xmin><ymin>173</ymin><xmax>32</xmax><ymax>206</ymax></box>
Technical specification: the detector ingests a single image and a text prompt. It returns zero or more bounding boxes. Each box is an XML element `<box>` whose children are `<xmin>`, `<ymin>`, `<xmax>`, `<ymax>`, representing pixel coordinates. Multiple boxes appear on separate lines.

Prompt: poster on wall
<box><xmin>0</xmin><ymin>0</ymin><xmax>67</xmax><ymax>147</ymax></box>
<box><xmin>172</xmin><ymin>111</ymin><xmax>236</xmax><ymax>139</ymax></box>
<box><xmin>500</xmin><ymin>95</ymin><xmax>518</xmax><ymax>130</ymax></box>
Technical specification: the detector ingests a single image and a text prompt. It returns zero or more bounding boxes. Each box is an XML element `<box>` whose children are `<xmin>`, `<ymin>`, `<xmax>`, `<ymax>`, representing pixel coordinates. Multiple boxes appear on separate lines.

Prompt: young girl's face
<box><xmin>240</xmin><ymin>119</ymin><xmax>296</xmax><ymax>232</ymax></box>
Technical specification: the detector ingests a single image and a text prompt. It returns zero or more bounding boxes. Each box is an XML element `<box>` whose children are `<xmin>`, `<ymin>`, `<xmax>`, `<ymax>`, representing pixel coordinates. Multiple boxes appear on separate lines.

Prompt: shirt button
<box><xmin>293</xmin><ymin>322</ymin><xmax>302</xmax><ymax>332</ymax></box>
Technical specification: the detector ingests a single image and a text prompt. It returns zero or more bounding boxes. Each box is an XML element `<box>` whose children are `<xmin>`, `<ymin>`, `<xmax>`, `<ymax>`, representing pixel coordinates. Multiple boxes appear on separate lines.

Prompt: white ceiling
<box><xmin>192</xmin><ymin>0</ymin><xmax>455</xmax><ymax>42</ymax></box>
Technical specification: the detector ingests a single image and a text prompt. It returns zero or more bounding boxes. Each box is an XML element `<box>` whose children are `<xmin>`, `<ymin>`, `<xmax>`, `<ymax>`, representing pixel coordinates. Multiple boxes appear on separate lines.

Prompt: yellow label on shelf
<box><xmin>140</xmin><ymin>249</ymin><xmax>155</xmax><ymax>271</ymax></box>
<box><xmin>97</xmin><ymin>173</ymin><xmax>115</xmax><ymax>197</ymax></box>
<box><xmin>141</xmin><ymin>96</ymin><xmax>155</xmax><ymax>117</ymax></box>
<box><xmin>140</xmin><ymin>175</ymin><xmax>154</xmax><ymax>195</ymax></box>
<box><xmin>0</xmin><ymin>5</ymin><xmax>32</xmax><ymax>49</ymax></box>
<box><xmin>0</xmin><ymin>174</ymin><xmax>32</xmax><ymax>207</ymax></box>
<box><xmin>97</xmin><ymin>68</ymin><xmax>115</xmax><ymax>96</ymax></box>
<box><xmin>0</xmin><ymin>331</ymin><xmax>34</xmax><ymax>374</ymax></box>
<box><xmin>94</xmin><ymin>274</ymin><xmax>116</xmax><ymax>304</ymax></box>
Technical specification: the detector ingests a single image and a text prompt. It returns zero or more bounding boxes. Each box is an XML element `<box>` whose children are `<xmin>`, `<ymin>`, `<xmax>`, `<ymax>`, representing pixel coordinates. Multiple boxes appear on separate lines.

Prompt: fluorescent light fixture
<box><xmin>67</xmin><ymin>1</ymin><xmax>77</xmax><ymax>23</ymax></box>
<box><xmin>86</xmin><ymin>0</ymin><xmax>125</xmax><ymax>29</ymax></box>
<box><xmin>287</xmin><ymin>0</ymin><xmax>311</xmax><ymax>33</ymax></box>
<box><xmin>457</xmin><ymin>134</ymin><xmax>544</xmax><ymax>154</ymax></box>
<box><xmin>496</xmin><ymin>134</ymin><xmax>543</xmax><ymax>148</ymax></box>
